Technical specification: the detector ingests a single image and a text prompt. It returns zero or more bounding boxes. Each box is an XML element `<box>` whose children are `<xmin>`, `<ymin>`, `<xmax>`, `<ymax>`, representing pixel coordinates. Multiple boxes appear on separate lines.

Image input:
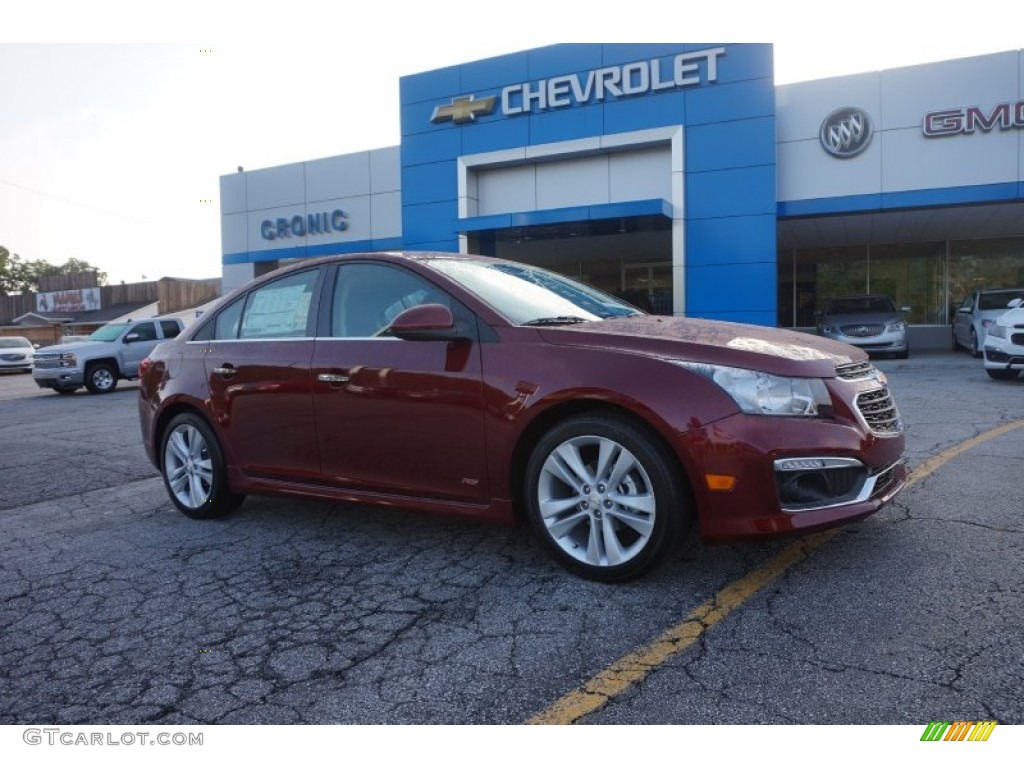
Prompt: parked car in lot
<box><xmin>0</xmin><ymin>336</ymin><xmax>36</xmax><ymax>373</ymax></box>
<box><xmin>952</xmin><ymin>287</ymin><xmax>1024</xmax><ymax>357</ymax></box>
<box><xmin>33</xmin><ymin>316</ymin><xmax>185</xmax><ymax>394</ymax></box>
<box><xmin>817</xmin><ymin>294</ymin><xmax>910</xmax><ymax>359</ymax></box>
<box><xmin>982</xmin><ymin>297</ymin><xmax>1024</xmax><ymax>380</ymax></box>
<box><xmin>138</xmin><ymin>252</ymin><xmax>907</xmax><ymax>581</ymax></box>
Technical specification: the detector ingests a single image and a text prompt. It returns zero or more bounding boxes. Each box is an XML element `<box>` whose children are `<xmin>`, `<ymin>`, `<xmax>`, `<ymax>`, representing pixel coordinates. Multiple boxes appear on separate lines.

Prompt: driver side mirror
<box><xmin>123</xmin><ymin>333</ymin><xmax>140</xmax><ymax>343</ymax></box>
<box><xmin>389</xmin><ymin>304</ymin><xmax>468</xmax><ymax>342</ymax></box>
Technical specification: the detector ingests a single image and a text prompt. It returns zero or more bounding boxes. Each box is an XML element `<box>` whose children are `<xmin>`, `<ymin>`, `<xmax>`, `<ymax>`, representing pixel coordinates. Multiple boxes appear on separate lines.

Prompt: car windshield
<box><xmin>429</xmin><ymin>259</ymin><xmax>642</xmax><ymax>325</ymax></box>
<box><xmin>88</xmin><ymin>323</ymin><xmax>129</xmax><ymax>342</ymax></box>
<box><xmin>979</xmin><ymin>290</ymin><xmax>1024</xmax><ymax>311</ymax></box>
<box><xmin>827</xmin><ymin>297</ymin><xmax>896</xmax><ymax>315</ymax></box>
<box><xmin>0</xmin><ymin>337</ymin><xmax>30</xmax><ymax>349</ymax></box>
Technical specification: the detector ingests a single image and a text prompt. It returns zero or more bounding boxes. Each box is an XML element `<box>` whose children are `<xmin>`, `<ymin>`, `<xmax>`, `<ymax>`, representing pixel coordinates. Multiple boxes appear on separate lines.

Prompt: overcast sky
<box><xmin>1</xmin><ymin>1</ymin><xmax>1019</xmax><ymax>285</ymax></box>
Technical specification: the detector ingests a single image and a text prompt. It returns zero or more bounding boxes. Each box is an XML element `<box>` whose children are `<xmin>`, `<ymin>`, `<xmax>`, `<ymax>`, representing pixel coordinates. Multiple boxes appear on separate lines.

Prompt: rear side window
<box><xmin>239</xmin><ymin>270</ymin><xmax>319</xmax><ymax>339</ymax></box>
<box><xmin>161</xmin><ymin>321</ymin><xmax>182</xmax><ymax>339</ymax></box>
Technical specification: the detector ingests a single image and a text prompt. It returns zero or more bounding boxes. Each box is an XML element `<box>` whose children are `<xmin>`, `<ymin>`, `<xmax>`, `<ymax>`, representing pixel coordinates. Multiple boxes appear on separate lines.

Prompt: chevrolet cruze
<box><xmin>138</xmin><ymin>252</ymin><xmax>907</xmax><ymax>581</ymax></box>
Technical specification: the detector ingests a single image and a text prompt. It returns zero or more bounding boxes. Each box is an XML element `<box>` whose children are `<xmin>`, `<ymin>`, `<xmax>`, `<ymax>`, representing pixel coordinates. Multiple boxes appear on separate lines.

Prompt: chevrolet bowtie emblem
<box><xmin>431</xmin><ymin>95</ymin><xmax>497</xmax><ymax>125</ymax></box>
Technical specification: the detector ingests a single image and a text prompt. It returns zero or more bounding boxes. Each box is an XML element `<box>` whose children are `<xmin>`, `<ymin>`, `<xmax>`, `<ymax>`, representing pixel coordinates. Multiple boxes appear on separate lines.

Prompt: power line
<box><xmin>0</xmin><ymin>177</ymin><xmax>159</xmax><ymax>227</ymax></box>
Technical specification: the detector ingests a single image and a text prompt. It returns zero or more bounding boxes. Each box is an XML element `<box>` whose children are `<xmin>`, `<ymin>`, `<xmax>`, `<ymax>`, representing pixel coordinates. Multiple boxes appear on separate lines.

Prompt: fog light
<box><xmin>705</xmin><ymin>474</ymin><xmax>736</xmax><ymax>491</ymax></box>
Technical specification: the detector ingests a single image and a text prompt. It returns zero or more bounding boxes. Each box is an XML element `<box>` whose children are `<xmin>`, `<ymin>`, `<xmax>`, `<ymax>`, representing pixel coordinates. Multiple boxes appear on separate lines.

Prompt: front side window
<box><xmin>129</xmin><ymin>322</ymin><xmax>157</xmax><ymax>342</ymax></box>
<box><xmin>331</xmin><ymin>263</ymin><xmax>450</xmax><ymax>338</ymax></box>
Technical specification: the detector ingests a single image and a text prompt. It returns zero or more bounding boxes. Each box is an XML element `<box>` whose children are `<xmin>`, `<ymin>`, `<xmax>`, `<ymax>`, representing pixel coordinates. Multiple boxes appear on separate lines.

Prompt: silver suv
<box><xmin>817</xmin><ymin>294</ymin><xmax>910</xmax><ymax>359</ymax></box>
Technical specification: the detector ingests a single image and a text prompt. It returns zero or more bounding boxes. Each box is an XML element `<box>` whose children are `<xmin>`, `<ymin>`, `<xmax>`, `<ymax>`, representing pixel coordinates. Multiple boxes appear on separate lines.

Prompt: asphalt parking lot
<box><xmin>0</xmin><ymin>353</ymin><xmax>1021</xmax><ymax>725</ymax></box>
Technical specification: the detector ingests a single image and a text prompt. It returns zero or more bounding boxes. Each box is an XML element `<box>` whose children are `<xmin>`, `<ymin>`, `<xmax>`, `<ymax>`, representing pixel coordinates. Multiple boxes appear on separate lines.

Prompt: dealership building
<box><xmin>220</xmin><ymin>44</ymin><xmax>1024</xmax><ymax>346</ymax></box>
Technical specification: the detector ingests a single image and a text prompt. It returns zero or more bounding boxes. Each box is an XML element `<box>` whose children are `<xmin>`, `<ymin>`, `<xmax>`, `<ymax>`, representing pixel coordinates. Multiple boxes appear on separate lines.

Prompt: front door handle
<box><xmin>212</xmin><ymin>365</ymin><xmax>236</xmax><ymax>377</ymax></box>
<box><xmin>317</xmin><ymin>373</ymin><xmax>350</xmax><ymax>384</ymax></box>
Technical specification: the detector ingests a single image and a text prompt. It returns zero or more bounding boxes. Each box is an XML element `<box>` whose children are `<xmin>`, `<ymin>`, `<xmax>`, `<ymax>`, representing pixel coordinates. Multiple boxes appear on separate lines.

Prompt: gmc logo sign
<box><xmin>923</xmin><ymin>101</ymin><xmax>1024</xmax><ymax>137</ymax></box>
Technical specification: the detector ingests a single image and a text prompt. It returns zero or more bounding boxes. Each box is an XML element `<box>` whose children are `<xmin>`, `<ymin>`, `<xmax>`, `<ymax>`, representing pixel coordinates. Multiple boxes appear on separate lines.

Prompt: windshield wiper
<box><xmin>522</xmin><ymin>315</ymin><xmax>591</xmax><ymax>326</ymax></box>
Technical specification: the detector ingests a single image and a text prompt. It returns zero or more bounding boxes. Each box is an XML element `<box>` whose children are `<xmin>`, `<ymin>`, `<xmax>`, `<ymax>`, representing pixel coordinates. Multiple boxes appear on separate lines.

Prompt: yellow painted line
<box><xmin>527</xmin><ymin>419</ymin><xmax>1024</xmax><ymax>725</ymax></box>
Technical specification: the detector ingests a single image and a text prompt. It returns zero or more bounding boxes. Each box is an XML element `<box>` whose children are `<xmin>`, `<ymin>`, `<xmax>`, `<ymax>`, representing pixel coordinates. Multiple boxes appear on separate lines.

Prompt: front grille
<box><xmin>1011</xmin><ymin>333</ymin><xmax>1024</xmax><ymax>346</ymax></box>
<box><xmin>871</xmin><ymin>462</ymin><xmax>899</xmax><ymax>498</ymax></box>
<box><xmin>1</xmin><ymin>353</ymin><xmax>28</xmax><ymax>362</ymax></box>
<box><xmin>856</xmin><ymin>387</ymin><xmax>903</xmax><ymax>435</ymax></box>
<box><xmin>839</xmin><ymin>323</ymin><xmax>884</xmax><ymax>337</ymax></box>
<box><xmin>834</xmin><ymin>361</ymin><xmax>875</xmax><ymax>380</ymax></box>
<box><xmin>32</xmin><ymin>356</ymin><xmax>62</xmax><ymax>370</ymax></box>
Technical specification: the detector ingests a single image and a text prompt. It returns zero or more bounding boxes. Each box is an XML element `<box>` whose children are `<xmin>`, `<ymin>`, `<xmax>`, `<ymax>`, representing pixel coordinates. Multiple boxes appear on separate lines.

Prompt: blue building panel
<box><xmin>687</xmin><ymin>214</ymin><xmax>777</xmax><ymax>266</ymax></box>
<box><xmin>527</xmin><ymin>102</ymin><xmax>605</xmax><ymax>145</ymax></box>
<box><xmin>709</xmin><ymin>44</ymin><xmax>773</xmax><ymax>84</ymax></box>
<box><xmin>460</xmin><ymin>117</ymin><xmax>531</xmax><ymax>156</ymax></box>
<box><xmin>459</xmin><ymin>51</ymin><xmax>531</xmax><ymax>93</ymax></box>
<box><xmin>685</xmin><ymin>77</ymin><xmax>775</xmax><ymax>126</ymax></box>
<box><xmin>686</xmin><ymin>262</ymin><xmax>777</xmax><ymax>315</ymax></box>
<box><xmin>401</xmin><ymin>129</ymin><xmax>464</xmax><ymax>167</ymax></box>
<box><xmin>399</xmin><ymin>100</ymin><xmax>452</xmax><ymax>140</ymax></box>
<box><xmin>686</xmin><ymin>117</ymin><xmax>776</xmax><ymax>173</ymax></box>
<box><xmin>602</xmin><ymin>91</ymin><xmax>687</xmax><ymax>135</ymax></box>
<box><xmin>528</xmin><ymin>44</ymin><xmax>605</xmax><ymax>79</ymax></box>
<box><xmin>401</xmin><ymin>162</ymin><xmax>459</xmax><ymax>206</ymax></box>
<box><xmin>686</xmin><ymin>166</ymin><xmax>776</xmax><ymax>219</ymax></box>
<box><xmin>402</xmin><ymin>201</ymin><xmax>461</xmax><ymax>246</ymax></box>
<box><xmin>399</xmin><ymin>65</ymin><xmax>462</xmax><ymax>106</ymax></box>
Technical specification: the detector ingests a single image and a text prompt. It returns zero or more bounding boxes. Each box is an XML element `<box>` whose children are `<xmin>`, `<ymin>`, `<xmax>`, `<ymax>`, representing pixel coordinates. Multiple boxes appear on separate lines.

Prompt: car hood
<box><xmin>995</xmin><ymin>307</ymin><xmax>1024</xmax><ymax>327</ymax></box>
<box><xmin>34</xmin><ymin>341</ymin><xmax>106</xmax><ymax>354</ymax></box>
<box><xmin>538</xmin><ymin>316</ymin><xmax>863</xmax><ymax>378</ymax></box>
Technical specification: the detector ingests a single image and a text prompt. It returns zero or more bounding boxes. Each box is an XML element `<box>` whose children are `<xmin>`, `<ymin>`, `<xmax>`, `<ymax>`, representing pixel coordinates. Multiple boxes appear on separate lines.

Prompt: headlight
<box><xmin>986</xmin><ymin>325</ymin><xmax>1007</xmax><ymax>339</ymax></box>
<box><xmin>885</xmin><ymin>320</ymin><xmax>906</xmax><ymax>332</ymax></box>
<box><xmin>981</xmin><ymin>319</ymin><xmax>993</xmax><ymax>329</ymax></box>
<box><xmin>60</xmin><ymin>353</ymin><xmax>77</xmax><ymax>368</ymax></box>
<box><xmin>677</xmin><ymin>362</ymin><xmax>833</xmax><ymax>417</ymax></box>
<box><xmin>820</xmin><ymin>324</ymin><xmax>834</xmax><ymax>334</ymax></box>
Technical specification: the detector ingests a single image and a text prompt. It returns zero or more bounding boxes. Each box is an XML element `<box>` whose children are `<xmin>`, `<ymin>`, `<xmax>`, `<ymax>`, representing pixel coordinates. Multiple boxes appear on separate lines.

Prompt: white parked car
<box><xmin>983</xmin><ymin>298</ymin><xmax>1024</xmax><ymax>381</ymax></box>
<box><xmin>0</xmin><ymin>336</ymin><xmax>36</xmax><ymax>373</ymax></box>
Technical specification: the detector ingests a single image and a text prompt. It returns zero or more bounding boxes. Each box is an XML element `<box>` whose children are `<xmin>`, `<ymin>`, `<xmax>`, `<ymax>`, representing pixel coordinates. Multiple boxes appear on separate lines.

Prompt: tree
<box><xmin>0</xmin><ymin>246</ymin><xmax>107</xmax><ymax>295</ymax></box>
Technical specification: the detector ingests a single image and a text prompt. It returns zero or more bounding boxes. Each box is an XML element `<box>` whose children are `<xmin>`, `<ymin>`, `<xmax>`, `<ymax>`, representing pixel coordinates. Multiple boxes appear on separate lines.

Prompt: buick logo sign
<box><xmin>820</xmin><ymin>107</ymin><xmax>873</xmax><ymax>158</ymax></box>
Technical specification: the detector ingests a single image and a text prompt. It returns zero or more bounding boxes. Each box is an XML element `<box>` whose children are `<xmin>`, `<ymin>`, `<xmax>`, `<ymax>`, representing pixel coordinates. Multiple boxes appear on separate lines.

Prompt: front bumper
<box><xmin>821</xmin><ymin>329</ymin><xmax>907</xmax><ymax>354</ymax></box>
<box><xmin>983</xmin><ymin>339</ymin><xmax>1024</xmax><ymax>370</ymax></box>
<box><xmin>680</xmin><ymin>409</ymin><xmax>906</xmax><ymax>540</ymax></box>
<box><xmin>33</xmin><ymin>370</ymin><xmax>85</xmax><ymax>389</ymax></box>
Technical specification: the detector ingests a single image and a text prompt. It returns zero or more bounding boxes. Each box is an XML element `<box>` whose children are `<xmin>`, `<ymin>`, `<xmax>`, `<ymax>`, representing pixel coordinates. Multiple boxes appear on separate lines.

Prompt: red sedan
<box><xmin>138</xmin><ymin>252</ymin><xmax>906</xmax><ymax>581</ymax></box>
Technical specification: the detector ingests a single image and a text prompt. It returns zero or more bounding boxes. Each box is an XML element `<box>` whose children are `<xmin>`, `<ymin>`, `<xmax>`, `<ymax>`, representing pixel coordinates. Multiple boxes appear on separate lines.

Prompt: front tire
<box><xmin>85</xmin><ymin>363</ymin><xmax>118</xmax><ymax>394</ymax></box>
<box><xmin>524</xmin><ymin>414</ymin><xmax>690</xmax><ymax>582</ymax></box>
<box><xmin>161</xmin><ymin>413</ymin><xmax>245</xmax><ymax>519</ymax></box>
<box><xmin>970</xmin><ymin>329</ymin><xmax>981</xmax><ymax>358</ymax></box>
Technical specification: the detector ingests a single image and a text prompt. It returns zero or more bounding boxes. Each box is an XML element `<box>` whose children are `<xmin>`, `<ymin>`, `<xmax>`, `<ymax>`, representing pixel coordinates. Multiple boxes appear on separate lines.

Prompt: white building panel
<box><xmin>219</xmin><ymin>173</ymin><xmax>247</xmax><ymax>215</ymax></box>
<box><xmin>305</xmin><ymin>153</ymin><xmax>371</xmax><ymax>203</ymax></box>
<box><xmin>313</xmin><ymin>195</ymin><xmax>372</xmax><ymax>242</ymax></box>
<box><xmin>536</xmin><ymin>155</ymin><xmax>610</xmax><ymax>209</ymax></box>
<box><xmin>776</xmin><ymin>73</ymin><xmax>881</xmax><ymax>143</ymax></box>
<box><xmin>880</xmin><ymin>51</ymin><xmax>1019</xmax><ymax>130</ymax></box>
<box><xmin>246</xmin><ymin>163</ymin><xmax>305</xmax><ymax>211</ymax></box>
<box><xmin>370</xmin><ymin>147</ymin><xmax>401</xmax><ymax>193</ymax></box>
<box><xmin>882</xmin><ymin>126</ymin><xmax>1019</xmax><ymax>192</ymax></box>
<box><xmin>609</xmin><ymin>147</ymin><xmax>672</xmax><ymax>202</ymax></box>
<box><xmin>777</xmin><ymin>136</ymin><xmax>882</xmax><ymax>201</ymax></box>
<box><xmin>221</xmin><ymin>212</ymin><xmax>248</xmax><ymax>255</ymax></box>
<box><xmin>371</xmin><ymin>191</ymin><xmax>403</xmax><ymax>240</ymax></box>
<box><xmin>478</xmin><ymin>165</ymin><xmax>537</xmax><ymax>215</ymax></box>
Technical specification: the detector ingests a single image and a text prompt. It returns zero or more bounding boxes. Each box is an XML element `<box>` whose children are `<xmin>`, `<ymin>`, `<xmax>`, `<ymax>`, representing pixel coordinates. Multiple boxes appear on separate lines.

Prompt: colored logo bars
<box><xmin>920</xmin><ymin>720</ymin><xmax>997</xmax><ymax>742</ymax></box>
<box><xmin>820</xmin><ymin>107</ymin><xmax>873</xmax><ymax>158</ymax></box>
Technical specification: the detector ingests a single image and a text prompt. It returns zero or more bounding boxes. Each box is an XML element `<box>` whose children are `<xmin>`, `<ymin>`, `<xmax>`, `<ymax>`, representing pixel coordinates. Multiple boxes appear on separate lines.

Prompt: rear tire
<box><xmin>524</xmin><ymin>413</ymin><xmax>690</xmax><ymax>582</ymax></box>
<box><xmin>161</xmin><ymin>413</ymin><xmax>245</xmax><ymax>519</ymax></box>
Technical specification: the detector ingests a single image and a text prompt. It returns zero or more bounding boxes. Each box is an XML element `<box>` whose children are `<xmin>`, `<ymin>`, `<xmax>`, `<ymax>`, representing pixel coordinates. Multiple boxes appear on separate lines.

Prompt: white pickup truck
<box><xmin>32</xmin><ymin>316</ymin><xmax>185</xmax><ymax>395</ymax></box>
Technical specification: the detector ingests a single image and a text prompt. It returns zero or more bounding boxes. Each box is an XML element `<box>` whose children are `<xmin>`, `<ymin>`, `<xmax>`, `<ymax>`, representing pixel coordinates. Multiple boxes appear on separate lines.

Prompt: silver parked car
<box><xmin>952</xmin><ymin>287</ymin><xmax>1024</xmax><ymax>358</ymax></box>
<box><xmin>817</xmin><ymin>294</ymin><xmax>910</xmax><ymax>359</ymax></box>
